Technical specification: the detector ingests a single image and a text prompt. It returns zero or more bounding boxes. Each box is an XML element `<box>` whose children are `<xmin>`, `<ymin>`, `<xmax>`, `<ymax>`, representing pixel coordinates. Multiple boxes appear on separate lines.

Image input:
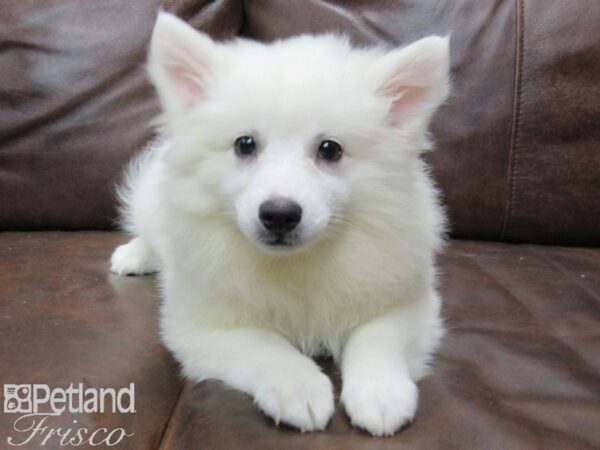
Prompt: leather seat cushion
<box><xmin>2</xmin><ymin>233</ymin><xmax>598</xmax><ymax>448</ymax></box>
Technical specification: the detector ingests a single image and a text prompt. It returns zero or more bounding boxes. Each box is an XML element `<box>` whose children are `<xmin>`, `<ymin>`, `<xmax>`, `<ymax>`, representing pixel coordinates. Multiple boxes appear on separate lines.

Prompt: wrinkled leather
<box><xmin>160</xmin><ymin>239</ymin><xmax>600</xmax><ymax>449</ymax></box>
<box><xmin>0</xmin><ymin>232</ymin><xmax>182</xmax><ymax>449</ymax></box>
<box><xmin>0</xmin><ymin>0</ymin><xmax>242</xmax><ymax>231</ymax></box>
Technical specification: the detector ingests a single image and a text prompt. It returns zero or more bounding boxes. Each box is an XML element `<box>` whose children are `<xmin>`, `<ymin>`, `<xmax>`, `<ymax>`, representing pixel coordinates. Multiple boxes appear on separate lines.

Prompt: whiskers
<box><xmin>328</xmin><ymin>212</ymin><xmax>363</xmax><ymax>233</ymax></box>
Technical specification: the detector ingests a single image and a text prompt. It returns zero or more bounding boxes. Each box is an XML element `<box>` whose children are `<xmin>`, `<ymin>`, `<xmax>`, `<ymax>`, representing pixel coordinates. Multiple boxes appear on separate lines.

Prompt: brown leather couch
<box><xmin>1</xmin><ymin>1</ymin><xmax>599</xmax><ymax>449</ymax></box>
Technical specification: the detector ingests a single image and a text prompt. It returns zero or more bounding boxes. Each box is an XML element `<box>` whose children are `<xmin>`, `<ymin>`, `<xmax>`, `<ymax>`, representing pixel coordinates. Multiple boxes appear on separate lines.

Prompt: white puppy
<box><xmin>111</xmin><ymin>12</ymin><xmax>449</xmax><ymax>437</ymax></box>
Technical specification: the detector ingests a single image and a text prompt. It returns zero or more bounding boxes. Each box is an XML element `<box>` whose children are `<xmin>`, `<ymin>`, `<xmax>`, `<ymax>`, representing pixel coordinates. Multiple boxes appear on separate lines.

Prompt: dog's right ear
<box><xmin>148</xmin><ymin>12</ymin><xmax>217</xmax><ymax>116</ymax></box>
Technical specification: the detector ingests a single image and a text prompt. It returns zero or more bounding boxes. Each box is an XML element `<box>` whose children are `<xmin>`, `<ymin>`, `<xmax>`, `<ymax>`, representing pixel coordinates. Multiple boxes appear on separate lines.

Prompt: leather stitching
<box><xmin>501</xmin><ymin>0</ymin><xmax>525</xmax><ymax>240</ymax></box>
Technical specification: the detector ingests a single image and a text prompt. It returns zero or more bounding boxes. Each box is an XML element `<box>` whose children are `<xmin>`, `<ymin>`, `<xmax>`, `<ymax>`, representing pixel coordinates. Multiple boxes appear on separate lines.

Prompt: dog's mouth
<box><xmin>257</xmin><ymin>231</ymin><xmax>304</xmax><ymax>252</ymax></box>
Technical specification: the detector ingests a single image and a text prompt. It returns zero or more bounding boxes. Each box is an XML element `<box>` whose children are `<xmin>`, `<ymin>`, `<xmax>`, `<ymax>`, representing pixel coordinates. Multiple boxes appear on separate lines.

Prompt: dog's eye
<box><xmin>234</xmin><ymin>136</ymin><xmax>257</xmax><ymax>157</ymax></box>
<box><xmin>318</xmin><ymin>140</ymin><xmax>343</xmax><ymax>162</ymax></box>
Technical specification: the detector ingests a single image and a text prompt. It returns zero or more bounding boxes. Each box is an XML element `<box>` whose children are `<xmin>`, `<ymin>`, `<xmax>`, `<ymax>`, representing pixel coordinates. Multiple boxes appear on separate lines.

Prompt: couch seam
<box><xmin>239</xmin><ymin>0</ymin><xmax>247</xmax><ymax>36</ymax></box>
<box><xmin>156</xmin><ymin>381</ymin><xmax>188</xmax><ymax>450</ymax></box>
<box><xmin>500</xmin><ymin>0</ymin><xmax>525</xmax><ymax>240</ymax></box>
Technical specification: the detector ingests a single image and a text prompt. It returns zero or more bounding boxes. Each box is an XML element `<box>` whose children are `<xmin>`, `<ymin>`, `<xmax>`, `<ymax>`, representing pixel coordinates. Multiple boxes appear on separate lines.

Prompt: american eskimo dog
<box><xmin>111</xmin><ymin>12</ymin><xmax>450</xmax><ymax>436</ymax></box>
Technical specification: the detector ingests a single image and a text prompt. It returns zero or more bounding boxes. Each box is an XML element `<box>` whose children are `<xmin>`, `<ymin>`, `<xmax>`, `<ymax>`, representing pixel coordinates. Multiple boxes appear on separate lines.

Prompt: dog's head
<box><xmin>148</xmin><ymin>13</ymin><xmax>449</xmax><ymax>255</ymax></box>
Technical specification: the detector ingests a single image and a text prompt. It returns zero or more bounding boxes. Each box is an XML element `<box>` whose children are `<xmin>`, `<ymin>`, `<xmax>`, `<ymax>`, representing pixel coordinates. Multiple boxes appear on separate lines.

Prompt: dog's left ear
<box><xmin>148</xmin><ymin>12</ymin><xmax>218</xmax><ymax>116</ymax></box>
<box><xmin>375</xmin><ymin>36</ymin><xmax>450</xmax><ymax>130</ymax></box>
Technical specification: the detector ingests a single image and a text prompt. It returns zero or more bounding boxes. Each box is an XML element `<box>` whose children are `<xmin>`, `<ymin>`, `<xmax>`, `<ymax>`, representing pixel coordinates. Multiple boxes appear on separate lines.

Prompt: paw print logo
<box><xmin>4</xmin><ymin>385</ymin><xmax>32</xmax><ymax>413</ymax></box>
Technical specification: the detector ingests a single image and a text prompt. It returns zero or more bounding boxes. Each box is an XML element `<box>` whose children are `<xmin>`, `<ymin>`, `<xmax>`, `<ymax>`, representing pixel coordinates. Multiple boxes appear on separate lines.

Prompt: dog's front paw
<box><xmin>341</xmin><ymin>373</ymin><xmax>418</xmax><ymax>437</ymax></box>
<box><xmin>110</xmin><ymin>238</ymin><xmax>158</xmax><ymax>276</ymax></box>
<box><xmin>253</xmin><ymin>362</ymin><xmax>334</xmax><ymax>432</ymax></box>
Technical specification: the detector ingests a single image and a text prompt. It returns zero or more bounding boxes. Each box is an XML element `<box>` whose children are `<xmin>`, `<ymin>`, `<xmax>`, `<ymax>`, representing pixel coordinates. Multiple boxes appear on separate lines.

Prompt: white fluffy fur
<box><xmin>111</xmin><ymin>12</ymin><xmax>450</xmax><ymax>436</ymax></box>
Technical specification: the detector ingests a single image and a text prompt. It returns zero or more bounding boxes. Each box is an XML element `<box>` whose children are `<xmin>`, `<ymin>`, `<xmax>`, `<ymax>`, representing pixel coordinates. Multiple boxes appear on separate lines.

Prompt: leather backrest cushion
<box><xmin>500</xmin><ymin>0</ymin><xmax>600</xmax><ymax>245</ymax></box>
<box><xmin>0</xmin><ymin>0</ymin><xmax>242</xmax><ymax>230</ymax></box>
<box><xmin>1</xmin><ymin>0</ymin><xmax>598</xmax><ymax>245</ymax></box>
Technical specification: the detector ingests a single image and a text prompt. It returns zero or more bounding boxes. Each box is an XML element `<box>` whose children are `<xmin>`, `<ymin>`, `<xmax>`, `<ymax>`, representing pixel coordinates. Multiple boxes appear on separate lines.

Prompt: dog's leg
<box><xmin>340</xmin><ymin>290</ymin><xmax>442</xmax><ymax>436</ymax></box>
<box><xmin>163</xmin><ymin>325</ymin><xmax>335</xmax><ymax>431</ymax></box>
<box><xmin>110</xmin><ymin>237</ymin><xmax>158</xmax><ymax>275</ymax></box>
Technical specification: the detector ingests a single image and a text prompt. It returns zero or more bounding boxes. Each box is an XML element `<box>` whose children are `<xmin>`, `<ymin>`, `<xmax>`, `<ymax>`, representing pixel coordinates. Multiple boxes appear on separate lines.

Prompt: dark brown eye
<box><xmin>235</xmin><ymin>136</ymin><xmax>256</xmax><ymax>157</ymax></box>
<box><xmin>318</xmin><ymin>139</ymin><xmax>343</xmax><ymax>162</ymax></box>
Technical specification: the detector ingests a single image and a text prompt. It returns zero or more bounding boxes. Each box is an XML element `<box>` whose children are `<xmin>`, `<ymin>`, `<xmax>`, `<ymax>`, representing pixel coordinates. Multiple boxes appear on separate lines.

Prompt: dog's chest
<box><xmin>228</xmin><ymin>272</ymin><xmax>396</xmax><ymax>358</ymax></box>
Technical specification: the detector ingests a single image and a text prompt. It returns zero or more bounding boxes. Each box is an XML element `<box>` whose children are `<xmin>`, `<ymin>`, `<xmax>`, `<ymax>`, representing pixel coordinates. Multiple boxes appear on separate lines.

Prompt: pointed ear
<box><xmin>375</xmin><ymin>36</ymin><xmax>450</xmax><ymax>129</ymax></box>
<box><xmin>148</xmin><ymin>12</ymin><xmax>217</xmax><ymax>115</ymax></box>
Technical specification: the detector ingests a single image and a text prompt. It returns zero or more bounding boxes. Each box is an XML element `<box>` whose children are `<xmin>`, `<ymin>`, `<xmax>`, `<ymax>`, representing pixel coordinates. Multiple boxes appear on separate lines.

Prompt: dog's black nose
<box><xmin>259</xmin><ymin>199</ymin><xmax>302</xmax><ymax>234</ymax></box>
